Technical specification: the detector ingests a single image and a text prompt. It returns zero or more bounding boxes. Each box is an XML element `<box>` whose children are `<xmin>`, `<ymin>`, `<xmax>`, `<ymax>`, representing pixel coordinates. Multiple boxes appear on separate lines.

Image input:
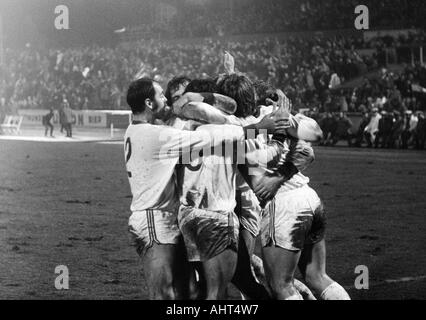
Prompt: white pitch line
<box><xmin>0</xmin><ymin>136</ymin><xmax>122</xmax><ymax>143</ymax></box>
<box><xmin>384</xmin><ymin>275</ymin><xmax>426</xmax><ymax>284</ymax></box>
<box><xmin>96</xmin><ymin>141</ymin><xmax>124</xmax><ymax>145</ymax></box>
<box><xmin>345</xmin><ymin>275</ymin><xmax>426</xmax><ymax>290</ymax></box>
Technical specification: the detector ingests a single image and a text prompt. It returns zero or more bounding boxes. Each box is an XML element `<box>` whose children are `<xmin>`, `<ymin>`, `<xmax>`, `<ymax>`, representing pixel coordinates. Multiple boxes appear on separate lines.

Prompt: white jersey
<box><xmin>278</xmin><ymin>139</ymin><xmax>311</xmax><ymax>192</ymax></box>
<box><xmin>179</xmin><ymin>124</ymin><xmax>245</xmax><ymax>212</ymax></box>
<box><xmin>124</xmin><ymin>122</ymin><xmax>217</xmax><ymax>213</ymax></box>
<box><xmin>229</xmin><ymin>109</ymin><xmax>311</xmax><ymax>192</ymax></box>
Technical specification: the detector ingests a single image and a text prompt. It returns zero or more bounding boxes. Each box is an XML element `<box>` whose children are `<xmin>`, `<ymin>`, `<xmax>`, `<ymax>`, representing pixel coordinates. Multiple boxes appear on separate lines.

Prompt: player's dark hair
<box><xmin>254</xmin><ymin>80</ymin><xmax>279</xmax><ymax>107</ymax></box>
<box><xmin>165</xmin><ymin>76</ymin><xmax>191</xmax><ymax>104</ymax></box>
<box><xmin>184</xmin><ymin>78</ymin><xmax>218</xmax><ymax>94</ymax></box>
<box><xmin>216</xmin><ymin>73</ymin><xmax>256</xmax><ymax>118</ymax></box>
<box><xmin>126</xmin><ymin>78</ymin><xmax>156</xmax><ymax>115</ymax></box>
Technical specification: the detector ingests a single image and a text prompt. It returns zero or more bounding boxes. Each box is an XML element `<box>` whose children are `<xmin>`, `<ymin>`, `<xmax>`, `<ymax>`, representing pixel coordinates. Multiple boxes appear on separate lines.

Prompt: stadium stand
<box><xmin>0</xmin><ymin>0</ymin><xmax>425</xmax><ymax>148</ymax></box>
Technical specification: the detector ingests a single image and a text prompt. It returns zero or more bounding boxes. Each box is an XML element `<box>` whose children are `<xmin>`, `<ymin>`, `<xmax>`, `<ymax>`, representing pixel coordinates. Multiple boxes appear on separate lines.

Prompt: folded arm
<box><xmin>174</xmin><ymin>92</ymin><xmax>237</xmax><ymax>115</ymax></box>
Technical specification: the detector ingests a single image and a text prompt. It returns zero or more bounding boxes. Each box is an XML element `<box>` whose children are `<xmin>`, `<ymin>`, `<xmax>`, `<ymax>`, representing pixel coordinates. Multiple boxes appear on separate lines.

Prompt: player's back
<box><xmin>124</xmin><ymin>122</ymin><xmax>180</xmax><ymax>213</ymax></box>
<box><xmin>179</xmin><ymin>124</ymin><xmax>244</xmax><ymax>213</ymax></box>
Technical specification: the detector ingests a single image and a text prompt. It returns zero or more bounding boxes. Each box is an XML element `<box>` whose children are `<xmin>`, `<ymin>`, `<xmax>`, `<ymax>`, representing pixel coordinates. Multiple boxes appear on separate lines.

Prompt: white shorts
<box><xmin>236</xmin><ymin>188</ymin><xmax>261</xmax><ymax>238</ymax></box>
<box><xmin>260</xmin><ymin>185</ymin><xmax>326</xmax><ymax>251</ymax></box>
<box><xmin>128</xmin><ymin>209</ymin><xmax>181</xmax><ymax>256</ymax></box>
<box><xmin>178</xmin><ymin>206</ymin><xmax>239</xmax><ymax>262</ymax></box>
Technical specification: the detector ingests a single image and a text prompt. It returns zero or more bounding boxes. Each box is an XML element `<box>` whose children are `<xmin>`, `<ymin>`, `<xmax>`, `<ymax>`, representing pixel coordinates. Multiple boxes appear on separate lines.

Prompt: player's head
<box><xmin>184</xmin><ymin>78</ymin><xmax>218</xmax><ymax>94</ymax></box>
<box><xmin>253</xmin><ymin>80</ymin><xmax>279</xmax><ymax>107</ymax></box>
<box><xmin>127</xmin><ymin>78</ymin><xmax>167</xmax><ymax>115</ymax></box>
<box><xmin>217</xmin><ymin>73</ymin><xmax>256</xmax><ymax>118</ymax></box>
<box><xmin>165</xmin><ymin>76</ymin><xmax>191</xmax><ymax>106</ymax></box>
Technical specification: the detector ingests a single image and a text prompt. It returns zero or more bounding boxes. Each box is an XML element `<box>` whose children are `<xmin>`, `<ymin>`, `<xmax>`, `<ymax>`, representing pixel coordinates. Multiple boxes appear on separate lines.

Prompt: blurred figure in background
<box><xmin>354</xmin><ymin>112</ymin><xmax>370</xmax><ymax>147</ymax></box>
<box><xmin>415</xmin><ymin>111</ymin><xmax>425</xmax><ymax>150</ymax></box>
<box><xmin>42</xmin><ymin>108</ymin><xmax>55</xmax><ymax>137</ymax></box>
<box><xmin>408</xmin><ymin>111</ymin><xmax>418</xmax><ymax>148</ymax></box>
<box><xmin>375</xmin><ymin>111</ymin><xmax>394</xmax><ymax>148</ymax></box>
<box><xmin>364</xmin><ymin>108</ymin><xmax>381</xmax><ymax>148</ymax></box>
<box><xmin>390</xmin><ymin>111</ymin><xmax>404</xmax><ymax>148</ymax></box>
<box><xmin>401</xmin><ymin>111</ymin><xmax>417</xmax><ymax>149</ymax></box>
<box><xmin>63</xmin><ymin>101</ymin><xmax>73</xmax><ymax>138</ymax></box>
<box><xmin>331</xmin><ymin>112</ymin><xmax>353</xmax><ymax>146</ymax></box>
<box><xmin>319</xmin><ymin>112</ymin><xmax>337</xmax><ymax>146</ymax></box>
<box><xmin>59</xmin><ymin>100</ymin><xmax>67</xmax><ymax>134</ymax></box>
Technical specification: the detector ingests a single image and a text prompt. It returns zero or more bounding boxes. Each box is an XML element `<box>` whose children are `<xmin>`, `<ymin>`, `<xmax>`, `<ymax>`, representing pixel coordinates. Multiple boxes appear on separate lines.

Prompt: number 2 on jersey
<box><xmin>125</xmin><ymin>137</ymin><xmax>132</xmax><ymax>177</ymax></box>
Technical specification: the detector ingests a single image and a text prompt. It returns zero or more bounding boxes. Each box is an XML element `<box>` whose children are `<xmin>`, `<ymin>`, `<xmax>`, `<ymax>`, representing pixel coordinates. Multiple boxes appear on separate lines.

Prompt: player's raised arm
<box><xmin>224</xmin><ymin>51</ymin><xmax>235</xmax><ymax>75</ymax></box>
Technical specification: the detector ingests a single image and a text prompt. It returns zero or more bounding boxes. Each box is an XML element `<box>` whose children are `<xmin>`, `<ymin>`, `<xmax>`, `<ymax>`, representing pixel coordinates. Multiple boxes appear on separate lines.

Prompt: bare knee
<box><xmin>305</xmin><ymin>270</ymin><xmax>332</xmax><ymax>292</ymax></box>
<box><xmin>205</xmin><ymin>269</ymin><xmax>232</xmax><ymax>300</ymax></box>
<box><xmin>267</xmin><ymin>274</ymin><xmax>296</xmax><ymax>299</ymax></box>
<box><xmin>204</xmin><ymin>251</ymin><xmax>237</xmax><ymax>300</ymax></box>
<box><xmin>159</xmin><ymin>284</ymin><xmax>176</xmax><ymax>300</ymax></box>
<box><xmin>146</xmin><ymin>269</ymin><xmax>176</xmax><ymax>300</ymax></box>
<box><xmin>206</xmin><ymin>285</ymin><xmax>222</xmax><ymax>300</ymax></box>
<box><xmin>148</xmin><ymin>283</ymin><xmax>175</xmax><ymax>300</ymax></box>
<box><xmin>270</xmin><ymin>282</ymin><xmax>300</xmax><ymax>300</ymax></box>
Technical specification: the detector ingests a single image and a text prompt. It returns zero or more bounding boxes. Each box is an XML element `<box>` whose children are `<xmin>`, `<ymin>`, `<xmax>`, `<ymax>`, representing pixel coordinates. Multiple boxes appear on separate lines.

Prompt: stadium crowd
<box><xmin>1</xmin><ymin>33</ymin><xmax>420</xmax><ymax>112</ymax></box>
<box><xmin>133</xmin><ymin>0</ymin><xmax>426</xmax><ymax>38</ymax></box>
<box><xmin>0</xmin><ymin>0</ymin><xmax>425</xmax><ymax>149</ymax></box>
<box><xmin>304</xmin><ymin>62</ymin><xmax>426</xmax><ymax>150</ymax></box>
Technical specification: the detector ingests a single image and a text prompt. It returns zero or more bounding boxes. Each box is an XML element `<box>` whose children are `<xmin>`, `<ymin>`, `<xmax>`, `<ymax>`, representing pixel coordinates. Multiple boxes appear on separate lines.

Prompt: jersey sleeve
<box><xmin>156</xmin><ymin>125</ymin><xmax>244</xmax><ymax>160</ymax></box>
<box><xmin>155</xmin><ymin>126</ymin><xmax>213</xmax><ymax>160</ymax></box>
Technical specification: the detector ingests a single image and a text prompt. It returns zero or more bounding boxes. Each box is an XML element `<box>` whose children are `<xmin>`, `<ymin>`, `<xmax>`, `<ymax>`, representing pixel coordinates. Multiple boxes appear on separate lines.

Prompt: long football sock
<box><xmin>320</xmin><ymin>282</ymin><xmax>351</xmax><ymax>300</ymax></box>
<box><xmin>294</xmin><ymin>279</ymin><xmax>317</xmax><ymax>300</ymax></box>
<box><xmin>284</xmin><ymin>290</ymin><xmax>303</xmax><ymax>300</ymax></box>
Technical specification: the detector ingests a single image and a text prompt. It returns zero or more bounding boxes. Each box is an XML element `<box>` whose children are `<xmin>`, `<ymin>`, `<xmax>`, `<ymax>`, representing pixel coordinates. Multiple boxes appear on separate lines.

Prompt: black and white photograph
<box><xmin>0</xmin><ymin>0</ymin><xmax>425</xmax><ymax>304</ymax></box>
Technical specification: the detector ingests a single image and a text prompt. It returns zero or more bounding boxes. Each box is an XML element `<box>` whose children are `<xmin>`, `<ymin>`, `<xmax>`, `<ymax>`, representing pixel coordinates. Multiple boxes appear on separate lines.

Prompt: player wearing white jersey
<box><xmin>169</xmin><ymin>76</ymin><xmax>292</xmax><ymax>299</ymax></box>
<box><xmin>172</xmin><ymin>75</ymin><xmax>323</xmax><ymax>300</ymax></box>
<box><xmin>259</xmin><ymin>138</ymin><xmax>350</xmax><ymax>300</ymax></box>
<box><xmin>125</xmin><ymin>78</ymin><xmax>246</xmax><ymax>300</ymax></box>
<box><xmin>247</xmin><ymin>96</ymin><xmax>350</xmax><ymax>299</ymax></box>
